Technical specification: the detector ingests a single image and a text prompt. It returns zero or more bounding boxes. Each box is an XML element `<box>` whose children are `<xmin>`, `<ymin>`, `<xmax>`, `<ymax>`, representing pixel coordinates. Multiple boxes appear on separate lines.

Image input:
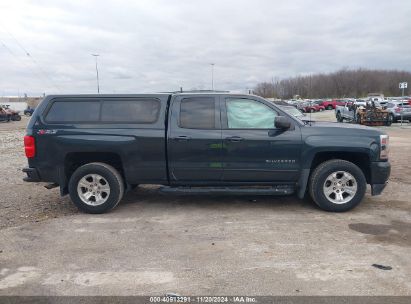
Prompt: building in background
<box><xmin>0</xmin><ymin>95</ymin><xmax>43</xmax><ymax>111</ymax></box>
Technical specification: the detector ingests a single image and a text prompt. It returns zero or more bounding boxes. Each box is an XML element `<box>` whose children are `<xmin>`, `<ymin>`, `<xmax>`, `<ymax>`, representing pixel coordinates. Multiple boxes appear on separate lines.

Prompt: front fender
<box><xmin>296</xmin><ymin>135</ymin><xmax>380</xmax><ymax>199</ymax></box>
<box><xmin>301</xmin><ymin>135</ymin><xmax>379</xmax><ymax>169</ymax></box>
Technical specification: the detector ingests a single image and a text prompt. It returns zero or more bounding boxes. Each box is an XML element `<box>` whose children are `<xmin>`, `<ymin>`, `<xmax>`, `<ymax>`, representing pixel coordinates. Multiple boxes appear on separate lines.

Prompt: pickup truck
<box><xmin>23</xmin><ymin>93</ymin><xmax>390</xmax><ymax>214</ymax></box>
<box><xmin>321</xmin><ymin>99</ymin><xmax>347</xmax><ymax>110</ymax></box>
<box><xmin>335</xmin><ymin>102</ymin><xmax>355</xmax><ymax>122</ymax></box>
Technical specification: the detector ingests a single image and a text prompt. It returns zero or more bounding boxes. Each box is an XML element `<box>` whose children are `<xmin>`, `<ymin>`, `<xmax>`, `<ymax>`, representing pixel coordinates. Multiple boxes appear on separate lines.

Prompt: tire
<box><xmin>389</xmin><ymin>114</ymin><xmax>396</xmax><ymax>124</ymax></box>
<box><xmin>25</xmin><ymin>112</ymin><xmax>32</xmax><ymax>116</ymax></box>
<box><xmin>68</xmin><ymin>162</ymin><xmax>124</xmax><ymax>214</ymax></box>
<box><xmin>336</xmin><ymin>112</ymin><xmax>343</xmax><ymax>122</ymax></box>
<box><xmin>356</xmin><ymin>114</ymin><xmax>361</xmax><ymax>124</ymax></box>
<box><xmin>327</xmin><ymin>105</ymin><xmax>333</xmax><ymax>110</ymax></box>
<box><xmin>309</xmin><ymin>159</ymin><xmax>367</xmax><ymax>212</ymax></box>
<box><xmin>11</xmin><ymin>115</ymin><xmax>21</xmax><ymax>121</ymax></box>
<box><xmin>310</xmin><ymin>109</ymin><xmax>315</xmax><ymax>113</ymax></box>
<box><xmin>386</xmin><ymin>114</ymin><xmax>393</xmax><ymax>126</ymax></box>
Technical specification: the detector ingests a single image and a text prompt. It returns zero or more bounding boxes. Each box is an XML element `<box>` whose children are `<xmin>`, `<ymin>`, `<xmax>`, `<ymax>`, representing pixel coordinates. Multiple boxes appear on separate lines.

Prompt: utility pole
<box><xmin>210</xmin><ymin>63</ymin><xmax>215</xmax><ymax>90</ymax></box>
<box><xmin>91</xmin><ymin>54</ymin><xmax>100</xmax><ymax>93</ymax></box>
<box><xmin>399</xmin><ymin>82</ymin><xmax>408</xmax><ymax>126</ymax></box>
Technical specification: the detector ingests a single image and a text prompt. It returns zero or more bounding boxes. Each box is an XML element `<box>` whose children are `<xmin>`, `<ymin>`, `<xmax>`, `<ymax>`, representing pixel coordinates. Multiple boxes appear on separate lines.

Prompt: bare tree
<box><xmin>255</xmin><ymin>68</ymin><xmax>411</xmax><ymax>99</ymax></box>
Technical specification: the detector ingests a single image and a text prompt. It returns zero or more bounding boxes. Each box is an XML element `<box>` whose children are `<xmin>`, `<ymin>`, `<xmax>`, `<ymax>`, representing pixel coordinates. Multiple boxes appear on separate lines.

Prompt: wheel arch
<box><xmin>61</xmin><ymin>152</ymin><xmax>124</xmax><ymax>195</ymax></box>
<box><xmin>297</xmin><ymin>150</ymin><xmax>371</xmax><ymax>198</ymax></box>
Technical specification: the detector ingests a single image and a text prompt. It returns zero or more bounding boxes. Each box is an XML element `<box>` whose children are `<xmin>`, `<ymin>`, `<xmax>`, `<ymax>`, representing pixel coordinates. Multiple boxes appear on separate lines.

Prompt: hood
<box><xmin>308</xmin><ymin>121</ymin><xmax>374</xmax><ymax>130</ymax></box>
<box><xmin>303</xmin><ymin>121</ymin><xmax>386</xmax><ymax>136</ymax></box>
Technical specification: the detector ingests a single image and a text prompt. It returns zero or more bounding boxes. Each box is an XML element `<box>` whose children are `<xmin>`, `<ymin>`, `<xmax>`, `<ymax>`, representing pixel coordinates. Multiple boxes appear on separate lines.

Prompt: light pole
<box><xmin>91</xmin><ymin>54</ymin><xmax>100</xmax><ymax>93</ymax></box>
<box><xmin>210</xmin><ymin>63</ymin><xmax>215</xmax><ymax>90</ymax></box>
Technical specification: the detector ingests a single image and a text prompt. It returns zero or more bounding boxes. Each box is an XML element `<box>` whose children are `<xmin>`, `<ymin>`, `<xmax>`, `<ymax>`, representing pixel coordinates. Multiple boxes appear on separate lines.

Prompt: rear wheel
<box><xmin>68</xmin><ymin>162</ymin><xmax>124</xmax><ymax>214</ymax></box>
<box><xmin>309</xmin><ymin>159</ymin><xmax>366</xmax><ymax>212</ymax></box>
<box><xmin>310</xmin><ymin>108</ymin><xmax>315</xmax><ymax>113</ymax></box>
<box><xmin>11</xmin><ymin>114</ymin><xmax>21</xmax><ymax>121</ymax></box>
<box><xmin>327</xmin><ymin>105</ymin><xmax>333</xmax><ymax>110</ymax></box>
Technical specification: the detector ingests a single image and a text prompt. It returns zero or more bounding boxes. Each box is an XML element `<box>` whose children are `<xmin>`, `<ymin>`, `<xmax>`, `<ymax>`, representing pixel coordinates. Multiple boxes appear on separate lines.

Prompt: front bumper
<box><xmin>371</xmin><ymin>183</ymin><xmax>387</xmax><ymax>196</ymax></box>
<box><xmin>393</xmin><ymin>113</ymin><xmax>411</xmax><ymax>120</ymax></box>
<box><xmin>22</xmin><ymin>167</ymin><xmax>41</xmax><ymax>182</ymax></box>
<box><xmin>369</xmin><ymin>161</ymin><xmax>390</xmax><ymax>196</ymax></box>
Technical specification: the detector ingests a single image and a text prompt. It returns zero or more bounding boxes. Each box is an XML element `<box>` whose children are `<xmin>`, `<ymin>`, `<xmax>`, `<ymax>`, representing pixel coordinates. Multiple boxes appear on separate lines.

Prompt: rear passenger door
<box><xmin>167</xmin><ymin>95</ymin><xmax>223</xmax><ymax>184</ymax></box>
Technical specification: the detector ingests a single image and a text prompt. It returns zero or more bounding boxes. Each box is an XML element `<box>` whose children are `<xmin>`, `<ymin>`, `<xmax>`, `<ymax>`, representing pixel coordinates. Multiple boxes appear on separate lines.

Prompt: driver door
<box><xmin>221</xmin><ymin>97</ymin><xmax>302</xmax><ymax>182</ymax></box>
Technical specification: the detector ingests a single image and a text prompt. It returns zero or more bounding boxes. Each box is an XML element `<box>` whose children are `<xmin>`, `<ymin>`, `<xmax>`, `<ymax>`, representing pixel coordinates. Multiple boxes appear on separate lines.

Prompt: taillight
<box><xmin>24</xmin><ymin>136</ymin><xmax>35</xmax><ymax>158</ymax></box>
<box><xmin>380</xmin><ymin>135</ymin><xmax>389</xmax><ymax>160</ymax></box>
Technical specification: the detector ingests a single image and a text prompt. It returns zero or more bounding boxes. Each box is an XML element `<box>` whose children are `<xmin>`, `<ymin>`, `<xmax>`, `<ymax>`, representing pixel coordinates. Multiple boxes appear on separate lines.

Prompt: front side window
<box><xmin>179</xmin><ymin>97</ymin><xmax>215</xmax><ymax>129</ymax></box>
<box><xmin>226</xmin><ymin>98</ymin><xmax>277</xmax><ymax>129</ymax></box>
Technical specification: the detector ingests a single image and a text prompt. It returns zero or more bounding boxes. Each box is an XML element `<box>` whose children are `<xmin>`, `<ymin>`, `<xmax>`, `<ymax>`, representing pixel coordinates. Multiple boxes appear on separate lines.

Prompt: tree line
<box><xmin>253</xmin><ymin>68</ymin><xmax>411</xmax><ymax>99</ymax></box>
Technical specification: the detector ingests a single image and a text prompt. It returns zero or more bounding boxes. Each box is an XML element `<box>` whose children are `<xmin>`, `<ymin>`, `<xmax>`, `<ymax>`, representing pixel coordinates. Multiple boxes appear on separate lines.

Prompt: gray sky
<box><xmin>0</xmin><ymin>0</ymin><xmax>410</xmax><ymax>96</ymax></box>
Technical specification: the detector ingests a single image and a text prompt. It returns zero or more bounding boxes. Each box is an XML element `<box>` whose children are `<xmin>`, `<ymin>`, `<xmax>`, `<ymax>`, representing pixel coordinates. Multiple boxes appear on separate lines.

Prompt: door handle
<box><xmin>174</xmin><ymin>135</ymin><xmax>191</xmax><ymax>141</ymax></box>
<box><xmin>225</xmin><ymin>136</ymin><xmax>244</xmax><ymax>142</ymax></box>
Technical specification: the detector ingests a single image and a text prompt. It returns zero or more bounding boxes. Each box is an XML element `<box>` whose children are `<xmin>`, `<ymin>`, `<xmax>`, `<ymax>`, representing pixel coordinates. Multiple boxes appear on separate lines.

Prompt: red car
<box><xmin>321</xmin><ymin>99</ymin><xmax>347</xmax><ymax>110</ymax></box>
<box><xmin>299</xmin><ymin>102</ymin><xmax>325</xmax><ymax>113</ymax></box>
<box><xmin>311</xmin><ymin>100</ymin><xmax>326</xmax><ymax>111</ymax></box>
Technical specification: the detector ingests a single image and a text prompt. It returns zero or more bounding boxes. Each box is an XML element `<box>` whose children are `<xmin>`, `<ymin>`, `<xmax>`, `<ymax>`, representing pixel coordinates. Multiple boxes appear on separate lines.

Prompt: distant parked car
<box><xmin>355</xmin><ymin>99</ymin><xmax>367</xmax><ymax>106</ymax></box>
<box><xmin>311</xmin><ymin>100</ymin><xmax>326</xmax><ymax>111</ymax></box>
<box><xmin>24</xmin><ymin>107</ymin><xmax>35</xmax><ymax>116</ymax></box>
<box><xmin>298</xmin><ymin>101</ymin><xmax>324</xmax><ymax>113</ymax></box>
<box><xmin>386</xmin><ymin>102</ymin><xmax>411</xmax><ymax>122</ymax></box>
<box><xmin>297</xmin><ymin>102</ymin><xmax>314</xmax><ymax>113</ymax></box>
<box><xmin>1</xmin><ymin>105</ymin><xmax>21</xmax><ymax>121</ymax></box>
<box><xmin>0</xmin><ymin>107</ymin><xmax>10</xmax><ymax>122</ymax></box>
<box><xmin>321</xmin><ymin>99</ymin><xmax>346</xmax><ymax>110</ymax></box>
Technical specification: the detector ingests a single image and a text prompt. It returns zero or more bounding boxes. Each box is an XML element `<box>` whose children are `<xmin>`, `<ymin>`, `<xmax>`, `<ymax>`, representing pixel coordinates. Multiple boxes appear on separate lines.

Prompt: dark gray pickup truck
<box><xmin>23</xmin><ymin>93</ymin><xmax>390</xmax><ymax>213</ymax></box>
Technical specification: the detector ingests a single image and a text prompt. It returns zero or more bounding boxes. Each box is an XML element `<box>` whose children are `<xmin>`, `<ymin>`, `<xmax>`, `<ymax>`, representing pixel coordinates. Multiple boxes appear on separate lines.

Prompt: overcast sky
<box><xmin>0</xmin><ymin>0</ymin><xmax>410</xmax><ymax>96</ymax></box>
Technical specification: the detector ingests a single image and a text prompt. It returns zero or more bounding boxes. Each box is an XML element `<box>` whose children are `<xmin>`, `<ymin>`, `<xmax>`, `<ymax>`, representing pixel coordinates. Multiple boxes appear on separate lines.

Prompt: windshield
<box><xmin>281</xmin><ymin>107</ymin><xmax>304</xmax><ymax>117</ymax></box>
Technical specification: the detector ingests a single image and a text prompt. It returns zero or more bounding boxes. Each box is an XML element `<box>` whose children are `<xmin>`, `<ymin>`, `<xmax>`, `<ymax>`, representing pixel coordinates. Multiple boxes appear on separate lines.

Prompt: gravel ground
<box><xmin>0</xmin><ymin>117</ymin><xmax>77</xmax><ymax>229</ymax></box>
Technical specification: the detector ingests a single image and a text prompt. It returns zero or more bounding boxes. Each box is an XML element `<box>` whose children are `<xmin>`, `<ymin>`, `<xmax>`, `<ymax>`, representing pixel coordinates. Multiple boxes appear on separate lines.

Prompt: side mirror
<box><xmin>274</xmin><ymin>116</ymin><xmax>291</xmax><ymax>129</ymax></box>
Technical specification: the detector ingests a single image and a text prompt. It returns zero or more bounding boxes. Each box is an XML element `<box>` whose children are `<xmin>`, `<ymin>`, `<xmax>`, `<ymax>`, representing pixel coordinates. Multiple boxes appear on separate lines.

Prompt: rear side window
<box><xmin>45</xmin><ymin>101</ymin><xmax>100</xmax><ymax>122</ymax></box>
<box><xmin>179</xmin><ymin>97</ymin><xmax>216</xmax><ymax>129</ymax></box>
<box><xmin>45</xmin><ymin>98</ymin><xmax>161</xmax><ymax>124</ymax></box>
<box><xmin>101</xmin><ymin>99</ymin><xmax>160</xmax><ymax>123</ymax></box>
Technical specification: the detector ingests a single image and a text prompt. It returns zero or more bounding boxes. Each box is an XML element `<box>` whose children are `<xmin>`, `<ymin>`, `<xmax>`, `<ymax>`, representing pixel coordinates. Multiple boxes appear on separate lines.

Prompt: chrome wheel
<box><xmin>77</xmin><ymin>174</ymin><xmax>110</xmax><ymax>206</ymax></box>
<box><xmin>323</xmin><ymin>171</ymin><xmax>357</xmax><ymax>204</ymax></box>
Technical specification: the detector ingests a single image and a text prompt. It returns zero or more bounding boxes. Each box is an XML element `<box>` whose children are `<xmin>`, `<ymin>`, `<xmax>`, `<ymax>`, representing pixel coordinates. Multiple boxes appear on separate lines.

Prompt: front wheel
<box><xmin>336</xmin><ymin>112</ymin><xmax>343</xmax><ymax>122</ymax></box>
<box><xmin>386</xmin><ymin>114</ymin><xmax>393</xmax><ymax>126</ymax></box>
<box><xmin>68</xmin><ymin>162</ymin><xmax>124</xmax><ymax>213</ymax></box>
<box><xmin>309</xmin><ymin>159</ymin><xmax>366</xmax><ymax>212</ymax></box>
<box><xmin>327</xmin><ymin>105</ymin><xmax>333</xmax><ymax>110</ymax></box>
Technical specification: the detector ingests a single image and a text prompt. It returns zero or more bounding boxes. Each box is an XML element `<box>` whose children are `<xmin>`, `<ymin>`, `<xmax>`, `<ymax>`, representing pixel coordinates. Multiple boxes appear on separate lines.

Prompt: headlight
<box><xmin>380</xmin><ymin>134</ymin><xmax>389</xmax><ymax>160</ymax></box>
